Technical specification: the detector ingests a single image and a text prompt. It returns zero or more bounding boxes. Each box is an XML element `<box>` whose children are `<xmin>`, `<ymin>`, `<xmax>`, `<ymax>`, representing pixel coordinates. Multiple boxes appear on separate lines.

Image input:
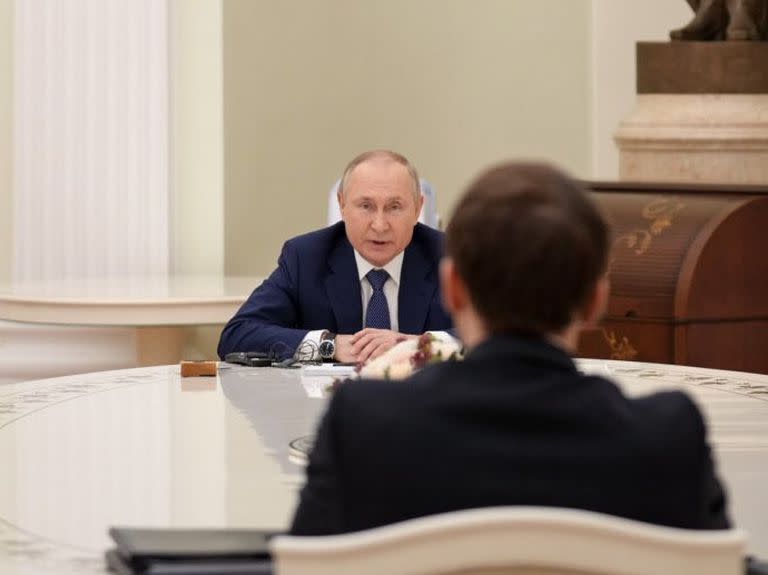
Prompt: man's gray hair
<box><xmin>338</xmin><ymin>150</ymin><xmax>421</xmax><ymax>201</ymax></box>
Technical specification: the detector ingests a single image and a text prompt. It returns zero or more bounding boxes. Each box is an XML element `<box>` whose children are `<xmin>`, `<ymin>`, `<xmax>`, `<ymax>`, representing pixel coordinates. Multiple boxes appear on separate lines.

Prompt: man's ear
<box><xmin>582</xmin><ymin>275</ymin><xmax>610</xmax><ymax>328</ymax></box>
<box><xmin>337</xmin><ymin>189</ymin><xmax>345</xmax><ymax>214</ymax></box>
<box><xmin>439</xmin><ymin>257</ymin><xmax>470</xmax><ymax>315</ymax></box>
<box><xmin>415</xmin><ymin>192</ymin><xmax>425</xmax><ymax>219</ymax></box>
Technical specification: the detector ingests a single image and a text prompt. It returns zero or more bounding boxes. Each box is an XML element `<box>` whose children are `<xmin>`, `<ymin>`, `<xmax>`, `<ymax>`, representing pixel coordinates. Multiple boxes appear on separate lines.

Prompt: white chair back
<box><xmin>272</xmin><ymin>506</ymin><xmax>747</xmax><ymax>575</ymax></box>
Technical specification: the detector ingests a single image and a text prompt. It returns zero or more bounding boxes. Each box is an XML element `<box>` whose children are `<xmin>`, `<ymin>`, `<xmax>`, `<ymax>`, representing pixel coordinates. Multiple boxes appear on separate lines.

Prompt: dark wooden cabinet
<box><xmin>578</xmin><ymin>182</ymin><xmax>768</xmax><ymax>374</ymax></box>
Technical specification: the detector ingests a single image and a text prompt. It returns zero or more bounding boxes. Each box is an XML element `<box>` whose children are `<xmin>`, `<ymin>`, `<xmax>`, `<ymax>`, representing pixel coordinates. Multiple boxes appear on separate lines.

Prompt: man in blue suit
<box><xmin>217</xmin><ymin>150</ymin><xmax>453</xmax><ymax>362</ymax></box>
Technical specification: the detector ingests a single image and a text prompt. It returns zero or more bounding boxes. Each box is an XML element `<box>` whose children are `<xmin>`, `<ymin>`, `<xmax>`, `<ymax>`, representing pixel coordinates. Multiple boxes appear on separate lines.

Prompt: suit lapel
<box><xmin>398</xmin><ymin>240</ymin><xmax>437</xmax><ymax>334</ymax></box>
<box><xmin>324</xmin><ymin>236</ymin><xmax>364</xmax><ymax>334</ymax></box>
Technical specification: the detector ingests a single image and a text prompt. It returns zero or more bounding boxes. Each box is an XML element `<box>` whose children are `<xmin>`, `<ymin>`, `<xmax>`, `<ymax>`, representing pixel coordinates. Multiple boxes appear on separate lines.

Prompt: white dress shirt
<box><xmin>353</xmin><ymin>250</ymin><xmax>404</xmax><ymax>331</ymax></box>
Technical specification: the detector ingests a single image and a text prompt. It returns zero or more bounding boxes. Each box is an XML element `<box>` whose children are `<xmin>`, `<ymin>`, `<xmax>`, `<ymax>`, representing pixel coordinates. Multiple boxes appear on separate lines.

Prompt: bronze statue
<box><xmin>671</xmin><ymin>0</ymin><xmax>768</xmax><ymax>40</ymax></box>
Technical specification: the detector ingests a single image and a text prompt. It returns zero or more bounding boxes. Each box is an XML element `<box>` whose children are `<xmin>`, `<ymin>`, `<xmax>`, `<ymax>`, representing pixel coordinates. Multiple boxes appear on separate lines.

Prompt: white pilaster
<box><xmin>13</xmin><ymin>0</ymin><xmax>169</xmax><ymax>281</ymax></box>
<box><xmin>4</xmin><ymin>0</ymin><xmax>171</xmax><ymax>384</ymax></box>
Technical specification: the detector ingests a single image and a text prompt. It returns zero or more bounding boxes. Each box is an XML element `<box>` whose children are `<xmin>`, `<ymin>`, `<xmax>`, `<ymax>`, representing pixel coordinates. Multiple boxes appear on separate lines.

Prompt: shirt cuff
<box><xmin>295</xmin><ymin>329</ymin><xmax>326</xmax><ymax>361</ymax></box>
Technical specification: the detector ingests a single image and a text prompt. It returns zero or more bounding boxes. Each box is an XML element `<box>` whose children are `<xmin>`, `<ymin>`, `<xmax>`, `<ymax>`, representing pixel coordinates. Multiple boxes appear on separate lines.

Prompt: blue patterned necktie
<box><xmin>365</xmin><ymin>269</ymin><xmax>391</xmax><ymax>329</ymax></box>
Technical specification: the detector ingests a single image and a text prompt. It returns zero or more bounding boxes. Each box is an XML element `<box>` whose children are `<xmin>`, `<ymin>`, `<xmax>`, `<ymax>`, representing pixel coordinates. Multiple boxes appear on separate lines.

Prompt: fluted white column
<box><xmin>2</xmin><ymin>0</ymin><xmax>171</xmax><ymax>385</ymax></box>
<box><xmin>13</xmin><ymin>0</ymin><xmax>169</xmax><ymax>281</ymax></box>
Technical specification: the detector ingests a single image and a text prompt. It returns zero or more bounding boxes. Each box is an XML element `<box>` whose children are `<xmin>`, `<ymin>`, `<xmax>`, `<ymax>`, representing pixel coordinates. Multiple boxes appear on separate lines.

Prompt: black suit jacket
<box><xmin>217</xmin><ymin>222</ymin><xmax>453</xmax><ymax>360</ymax></box>
<box><xmin>290</xmin><ymin>336</ymin><xmax>731</xmax><ymax>535</ymax></box>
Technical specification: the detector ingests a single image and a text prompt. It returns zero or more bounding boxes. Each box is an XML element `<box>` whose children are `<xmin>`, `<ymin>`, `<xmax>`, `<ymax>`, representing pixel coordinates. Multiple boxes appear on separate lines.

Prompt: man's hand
<box><xmin>333</xmin><ymin>335</ymin><xmax>358</xmax><ymax>363</ymax></box>
<box><xmin>349</xmin><ymin>329</ymin><xmax>416</xmax><ymax>363</ymax></box>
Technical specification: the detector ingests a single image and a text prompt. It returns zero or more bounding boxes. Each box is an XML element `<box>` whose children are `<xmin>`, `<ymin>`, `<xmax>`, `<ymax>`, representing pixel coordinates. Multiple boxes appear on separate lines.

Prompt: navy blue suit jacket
<box><xmin>290</xmin><ymin>336</ymin><xmax>731</xmax><ymax>535</ymax></box>
<box><xmin>217</xmin><ymin>222</ymin><xmax>453</xmax><ymax>359</ymax></box>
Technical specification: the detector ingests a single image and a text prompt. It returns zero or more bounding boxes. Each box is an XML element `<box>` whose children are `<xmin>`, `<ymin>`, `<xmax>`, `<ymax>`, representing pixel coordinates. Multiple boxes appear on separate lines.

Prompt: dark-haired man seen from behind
<box><xmin>290</xmin><ymin>161</ymin><xmax>731</xmax><ymax>535</ymax></box>
<box><xmin>217</xmin><ymin>150</ymin><xmax>453</xmax><ymax>363</ymax></box>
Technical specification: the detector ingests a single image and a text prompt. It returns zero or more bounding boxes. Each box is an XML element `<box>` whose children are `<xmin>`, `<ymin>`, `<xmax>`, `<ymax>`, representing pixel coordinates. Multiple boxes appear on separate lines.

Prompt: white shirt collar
<box><xmin>353</xmin><ymin>250</ymin><xmax>404</xmax><ymax>286</ymax></box>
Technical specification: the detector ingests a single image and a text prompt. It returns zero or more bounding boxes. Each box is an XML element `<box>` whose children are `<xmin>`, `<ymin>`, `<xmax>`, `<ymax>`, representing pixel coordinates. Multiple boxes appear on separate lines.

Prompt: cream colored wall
<box><xmin>590</xmin><ymin>0</ymin><xmax>692</xmax><ymax>179</ymax></box>
<box><xmin>0</xmin><ymin>0</ymin><xmax>11</xmax><ymax>282</ymax></box>
<box><xmin>170</xmin><ymin>0</ymin><xmax>224</xmax><ymax>275</ymax></box>
<box><xmin>2</xmin><ymin>0</ymin><xmax>692</xmax><ymax>333</ymax></box>
<box><xmin>223</xmin><ymin>0</ymin><xmax>592</xmax><ymax>276</ymax></box>
<box><xmin>169</xmin><ymin>0</ymin><xmax>224</xmax><ymax>360</ymax></box>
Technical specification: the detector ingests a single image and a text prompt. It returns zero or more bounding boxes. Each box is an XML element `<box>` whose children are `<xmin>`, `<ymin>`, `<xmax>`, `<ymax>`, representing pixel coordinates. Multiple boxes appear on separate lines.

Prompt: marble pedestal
<box><xmin>616</xmin><ymin>42</ymin><xmax>768</xmax><ymax>185</ymax></box>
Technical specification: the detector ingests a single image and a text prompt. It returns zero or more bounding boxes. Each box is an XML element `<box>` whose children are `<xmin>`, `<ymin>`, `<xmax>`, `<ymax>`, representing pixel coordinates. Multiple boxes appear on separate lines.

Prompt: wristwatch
<box><xmin>318</xmin><ymin>331</ymin><xmax>337</xmax><ymax>361</ymax></box>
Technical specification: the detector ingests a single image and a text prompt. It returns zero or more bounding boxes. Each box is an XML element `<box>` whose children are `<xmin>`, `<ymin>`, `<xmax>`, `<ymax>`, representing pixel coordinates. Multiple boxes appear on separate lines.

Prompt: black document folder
<box><xmin>106</xmin><ymin>527</ymin><xmax>278</xmax><ymax>574</ymax></box>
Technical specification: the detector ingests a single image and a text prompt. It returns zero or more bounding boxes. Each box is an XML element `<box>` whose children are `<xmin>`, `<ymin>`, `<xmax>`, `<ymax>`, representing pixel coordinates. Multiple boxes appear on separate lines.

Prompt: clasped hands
<box><xmin>334</xmin><ymin>329</ymin><xmax>417</xmax><ymax>364</ymax></box>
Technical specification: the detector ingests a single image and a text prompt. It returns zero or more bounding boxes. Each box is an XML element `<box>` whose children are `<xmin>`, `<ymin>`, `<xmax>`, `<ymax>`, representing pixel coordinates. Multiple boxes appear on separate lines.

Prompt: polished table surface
<box><xmin>0</xmin><ymin>359</ymin><xmax>767</xmax><ymax>574</ymax></box>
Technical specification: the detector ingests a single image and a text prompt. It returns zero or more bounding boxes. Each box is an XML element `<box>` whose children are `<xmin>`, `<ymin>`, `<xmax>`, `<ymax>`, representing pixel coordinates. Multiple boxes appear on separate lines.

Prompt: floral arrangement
<box><xmin>328</xmin><ymin>334</ymin><xmax>462</xmax><ymax>393</ymax></box>
<box><xmin>356</xmin><ymin>333</ymin><xmax>462</xmax><ymax>380</ymax></box>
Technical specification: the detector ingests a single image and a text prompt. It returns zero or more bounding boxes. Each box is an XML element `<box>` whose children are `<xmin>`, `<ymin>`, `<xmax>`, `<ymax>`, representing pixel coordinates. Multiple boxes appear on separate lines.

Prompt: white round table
<box><xmin>0</xmin><ymin>359</ymin><xmax>766</xmax><ymax>574</ymax></box>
